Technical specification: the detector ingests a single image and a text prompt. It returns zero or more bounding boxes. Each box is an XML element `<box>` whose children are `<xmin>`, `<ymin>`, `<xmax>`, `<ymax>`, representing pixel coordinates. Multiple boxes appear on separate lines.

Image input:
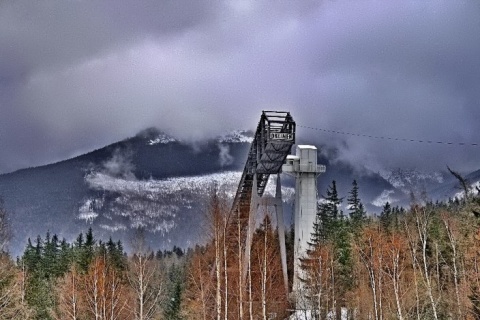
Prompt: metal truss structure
<box><xmin>231</xmin><ymin>110</ymin><xmax>326</xmax><ymax>309</ymax></box>
<box><xmin>231</xmin><ymin>111</ymin><xmax>296</xmax><ymax>215</ymax></box>
<box><xmin>231</xmin><ymin>111</ymin><xmax>296</xmax><ymax>296</ymax></box>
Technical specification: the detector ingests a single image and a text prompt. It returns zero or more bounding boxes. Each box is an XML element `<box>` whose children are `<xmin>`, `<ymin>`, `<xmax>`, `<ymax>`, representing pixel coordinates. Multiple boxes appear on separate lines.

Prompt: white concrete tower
<box><xmin>282</xmin><ymin>145</ymin><xmax>325</xmax><ymax>307</ymax></box>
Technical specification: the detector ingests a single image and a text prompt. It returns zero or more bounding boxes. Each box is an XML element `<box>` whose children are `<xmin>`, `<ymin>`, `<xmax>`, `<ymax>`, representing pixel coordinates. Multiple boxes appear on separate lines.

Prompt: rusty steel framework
<box><xmin>231</xmin><ymin>111</ymin><xmax>296</xmax><ymax>215</ymax></box>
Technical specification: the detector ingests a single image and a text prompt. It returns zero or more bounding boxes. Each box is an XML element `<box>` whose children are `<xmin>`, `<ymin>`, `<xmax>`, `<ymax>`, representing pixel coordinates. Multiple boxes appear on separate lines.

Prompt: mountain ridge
<box><xmin>1</xmin><ymin>128</ymin><xmax>478</xmax><ymax>257</ymax></box>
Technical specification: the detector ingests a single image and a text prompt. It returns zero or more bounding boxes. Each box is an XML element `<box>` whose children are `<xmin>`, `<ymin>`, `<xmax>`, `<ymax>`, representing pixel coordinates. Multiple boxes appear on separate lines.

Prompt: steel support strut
<box><xmin>275</xmin><ymin>174</ymin><xmax>289</xmax><ymax>295</ymax></box>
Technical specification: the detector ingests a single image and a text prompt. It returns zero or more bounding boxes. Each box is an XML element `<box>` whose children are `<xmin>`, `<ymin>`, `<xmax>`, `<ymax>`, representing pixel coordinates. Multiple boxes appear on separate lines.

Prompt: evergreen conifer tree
<box><xmin>347</xmin><ymin>180</ymin><xmax>366</xmax><ymax>228</ymax></box>
<box><xmin>164</xmin><ymin>263</ymin><xmax>184</xmax><ymax>320</ymax></box>
<box><xmin>106</xmin><ymin>237</ymin><xmax>126</xmax><ymax>270</ymax></box>
<box><xmin>77</xmin><ymin>228</ymin><xmax>96</xmax><ymax>272</ymax></box>
<box><xmin>308</xmin><ymin>213</ymin><xmax>324</xmax><ymax>248</ymax></box>
<box><xmin>380</xmin><ymin>202</ymin><xmax>392</xmax><ymax>231</ymax></box>
<box><xmin>317</xmin><ymin>180</ymin><xmax>343</xmax><ymax>241</ymax></box>
<box><xmin>57</xmin><ymin>238</ymin><xmax>71</xmax><ymax>275</ymax></box>
<box><xmin>42</xmin><ymin>232</ymin><xmax>61</xmax><ymax>278</ymax></box>
<box><xmin>23</xmin><ymin>238</ymin><xmax>40</xmax><ymax>272</ymax></box>
<box><xmin>23</xmin><ymin>233</ymin><xmax>58</xmax><ymax>319</ymax></box>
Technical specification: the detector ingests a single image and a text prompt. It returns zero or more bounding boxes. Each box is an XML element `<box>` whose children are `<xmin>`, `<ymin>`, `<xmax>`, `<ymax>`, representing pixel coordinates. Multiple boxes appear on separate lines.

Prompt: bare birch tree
<box><xmin>128</xmin><ymin>228</ymin><xmax>163</xmax><ymax>320</ymax></box>
<box><xmin>356</xmin><ymin>226</ymin><xmax>382</xmax><ymax>320</ymax></box>
<box><xmin>413</xmin><ymin>205</ymin><xmax>439</xmax><ymax>319</ymax></box>
<box><xmin>383</xmin><ymin>232</ymin><xmax>407</xmax><ymax>320</ymax></box>
<box><xmin>185</xmin><ymin>250</ymin><xmax>214</xmax><ymax>320</ymax></box>
<box><xmin>0</xmin><ymin>255</ymin><xmax>32</xmax><ymax>319</ymax></box>
<box><xmin>54</xmin><ymin>266</ymin><xmax>82</xmax><ymax>320</ymax></box>
<box><xmin>204</xmin><ymin>185</ymin><xmax>230</xmax><ymax>320</ymax></box>
<box><xmin>84</xmin><ymin>255</ymin><xmax>128</xmax><ymax>320</ymax></box>
<box><xmin>441</xmin><ymin>211</ymin><xmax>464</xmax><ymax>318</ymax></box>
<box><xmin>237</xmin><ymin>208</ymin><xmax>244</xmax><ymax>320</ymax></box>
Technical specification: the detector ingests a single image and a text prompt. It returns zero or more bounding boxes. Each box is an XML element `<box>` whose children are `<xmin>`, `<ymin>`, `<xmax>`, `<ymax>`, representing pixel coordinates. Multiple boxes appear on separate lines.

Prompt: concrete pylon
<box><xmin>243</xmin><ymin>175</ymin><xmax>259</xmax><ymax>281</ymax></box>
<box><xmin>275</xmin><ymin>174</ymin><xmax>289</xmax><ymax>295</ymax></box>
<box><xmin>282</xmin><ymin>145</ymin><xmax>326</xmax><ymax>308</ymax></box>
<box><xmin>243</xmin><ymin>174</ymin><xmax>289</xmax><ymax>296</ymax></box>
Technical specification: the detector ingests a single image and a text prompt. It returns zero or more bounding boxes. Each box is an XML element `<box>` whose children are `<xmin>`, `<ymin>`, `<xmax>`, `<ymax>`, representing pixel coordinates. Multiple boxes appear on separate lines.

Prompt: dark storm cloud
<box><xmin>295</xmin><ymin>1</ymin><xmax>480</xmax><ymax>173</ymax></box>
<box><xmin>0</xmin><ymin>0</ymin><xmax>219</xmax><ymax>172</ymax></box>
<box><xmin>1</xmin><ymin>1</ymin><xmax>479</xmax><ymax>174</ymax></box>
<box><xmin>0</xmin><ymin>0</ymin><xmax>216</xmax><ymax>78</ymax></box>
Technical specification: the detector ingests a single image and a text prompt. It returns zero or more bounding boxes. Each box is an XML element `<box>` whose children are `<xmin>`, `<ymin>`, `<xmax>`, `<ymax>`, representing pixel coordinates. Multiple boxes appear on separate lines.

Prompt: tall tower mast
<box><xmin>283</xmin><ymin>145</ymin><xmax>326</xmax><ymax>308</ymax></box>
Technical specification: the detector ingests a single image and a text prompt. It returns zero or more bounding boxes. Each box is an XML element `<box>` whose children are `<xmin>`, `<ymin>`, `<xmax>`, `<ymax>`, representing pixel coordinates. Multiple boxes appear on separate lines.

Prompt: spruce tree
<box><xmin>380</xmin><ymin>202</ymin><xmax>392</xmax><ymax>231</ymax></box>
<box><xmin>317</xmin><ymin>180</ymin><xmax>343</xmax><ymax>241</ymax></box>
<box><xmin>164</xmin><ymin>263</ymin><xmax>184</xmax><ymax>320</ymax></box>
<box><xmin>57</xmin><ymin>238</ymin><xmax>71</xmax><ymax>275</ymax></box>
<box><xmin>308</xmin><ymin>213</ymin><xmax>324</xmax><ymax>248</ymax></box>
<box><xmin>42</xmin><ymin>232</ymin><xmax>66</xmax><ymax>279</ymax></box>
<box><xmin>23</xmin><ymin>233</ymin><xmax>57</xmax><ymax>319</ymax></box>
<box><xmin>106</xmin><ymin>237</ymin><xmax>126</xmax><ymax>270</ymax></box>
<box><xmin>347</xmin><ymin>180</ymin><xmax>366</xmax><ymax>227</ymax></box>
<box><xmin>77</xmin><ymin>228</ymin><xmax>96</xmax><ymax>272</ymax></box>
<box><xmin>23</xmin><ymin>238</ymin><xmax>40</xmax><ymax>272</ymax></box>
<box><xmin>307</xmin><ymin>180</ymin><xmax>353</xmax><ymax>314</ymax></box>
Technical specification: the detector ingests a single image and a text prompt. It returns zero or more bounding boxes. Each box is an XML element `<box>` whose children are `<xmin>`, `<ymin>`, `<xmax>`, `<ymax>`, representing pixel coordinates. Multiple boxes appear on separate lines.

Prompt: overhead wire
<box><xmin>297</xmin><ymin>125</ymin><xmax>479</xmax><ymax>147</ymax></box>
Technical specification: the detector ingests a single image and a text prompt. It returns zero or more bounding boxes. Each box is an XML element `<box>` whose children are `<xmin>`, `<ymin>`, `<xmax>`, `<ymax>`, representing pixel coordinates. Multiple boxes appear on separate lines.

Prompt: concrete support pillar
<box><xmin>243</xmin><ymin>175</ymin><xmax>259</xmax><ymax>281</ymax></box>
<box><xmin>243</xmin><ymin>174</ymin><xmax>290</xmax><ymax>297</ymax></box>
<box><xmin>282</xmin><ymin>145</ymin><xmax>326</xmax><ymax>308</ymax></box>
<box><xmin>275</xmin><ymin>174</ymin><xmax>289</xmax><ymax>295</ymax></box>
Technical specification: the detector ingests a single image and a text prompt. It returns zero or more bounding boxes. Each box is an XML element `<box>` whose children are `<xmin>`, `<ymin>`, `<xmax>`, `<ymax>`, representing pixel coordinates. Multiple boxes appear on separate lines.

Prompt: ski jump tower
<box><xmin>231</xmin><ymin>111</ymin><xmax>326</xmax><ymax>308</ymax></box>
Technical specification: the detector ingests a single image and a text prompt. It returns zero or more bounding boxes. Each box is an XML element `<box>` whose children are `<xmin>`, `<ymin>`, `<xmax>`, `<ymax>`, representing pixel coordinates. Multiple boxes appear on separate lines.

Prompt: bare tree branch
<box><xmin>447</xmin><ymin>166</ymin><xmax>471</xmax><ymax>201</ymax></box>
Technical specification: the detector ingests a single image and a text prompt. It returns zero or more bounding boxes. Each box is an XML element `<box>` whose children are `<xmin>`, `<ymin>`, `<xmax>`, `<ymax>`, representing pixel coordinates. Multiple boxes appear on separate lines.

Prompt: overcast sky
<box><xmin>1</xmin><ymin>0</ymin><xmax>479</xmax><ymax>174</ymax></box>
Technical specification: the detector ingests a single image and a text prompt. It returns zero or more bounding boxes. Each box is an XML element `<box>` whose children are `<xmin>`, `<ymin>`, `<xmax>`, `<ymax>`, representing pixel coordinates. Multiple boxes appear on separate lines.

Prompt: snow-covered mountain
<box><xmin>380</xmin><ymin>168</ymin><xmax>446</xmax><ymax>194</ymax></box>
<box><xmin>0</xmin><ymin>128</ymin><xmax>285</xmax><ymax>256</ymax></box>
<box><xmin>369</xmin><ymin>168</ymin><xmax>448</xmax><ymax>207</ymax></box>
<box><xmin>216</xmin><ymin>130</ymin><xmax>254</xmax><ymax>143</ymax></box>
<box><xmin>0</xmin><ymin>127</ymin><xmax>478</xmax><ymax>256</ymax></box>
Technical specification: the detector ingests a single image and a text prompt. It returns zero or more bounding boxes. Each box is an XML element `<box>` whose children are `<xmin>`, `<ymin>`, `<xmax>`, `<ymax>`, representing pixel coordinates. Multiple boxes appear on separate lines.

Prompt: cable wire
<box><xmin>298</xmin><ymin>125</ymin><xmax>479</xmax><ymax>147</ymax></box>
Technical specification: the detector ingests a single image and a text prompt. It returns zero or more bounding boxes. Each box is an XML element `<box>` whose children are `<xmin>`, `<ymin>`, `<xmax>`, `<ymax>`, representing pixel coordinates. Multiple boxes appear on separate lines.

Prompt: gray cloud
<box><xmin>1</xmin><ymin>1</ymin><xmax>480</xmax><ymax>174</ymax></box>
<box><xmin>101</xmin><ymin>148</ymin><xmax>136</xmax><ymax>180</ymax></box>
<box><xmin>218</xmin><ymin>144</ymin><xmax>234</xmax><ymax>167</ymax></box>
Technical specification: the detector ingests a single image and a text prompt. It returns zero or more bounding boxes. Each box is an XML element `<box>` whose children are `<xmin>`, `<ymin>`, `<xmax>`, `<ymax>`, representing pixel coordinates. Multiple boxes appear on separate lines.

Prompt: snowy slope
<box><xmin>216</xmin><ymin>130</ymin><xmax>254</xmax><ymax>143</ymax></box>
<box><xmin>81</xmin><ymin>170</ymin><xmax>295</xmax><ymax>236</ymax></box>
<box><xmin>380</xmin><ymin>168</ymin><xmax>445</xmax><ymax>194</ymax></box>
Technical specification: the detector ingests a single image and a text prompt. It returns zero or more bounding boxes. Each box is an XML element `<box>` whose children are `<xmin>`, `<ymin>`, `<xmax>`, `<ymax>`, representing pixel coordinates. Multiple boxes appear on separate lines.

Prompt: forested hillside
<box><xmin>2</xmin><ymin>180</ymin><xmax>480</xmax><ymax>319</ymax></box>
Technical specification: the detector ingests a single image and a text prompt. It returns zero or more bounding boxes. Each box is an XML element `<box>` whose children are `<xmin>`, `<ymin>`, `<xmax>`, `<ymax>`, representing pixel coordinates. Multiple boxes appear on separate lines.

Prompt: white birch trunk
<box><xmin>128</xmin><ymin>240</ymin><xmax>163</xmax><ymax>320</ymax></box>
<box><xmin>378</xmin><ymin>252</ymin><xmax>383</xmax><ymax>320</ymax></box>
<box><xmin>404</xmin><ymin>218</ymin><xmax>421</xmax><ymax>320</ymax></box>
<box><xmin>215</xmin><ymin>221</ymin><xmax>222</xmax><ymax>320</ymax></box>
<box><xmin>443</xmin><ymin>215</ymin><xmax>463</xmax><ymax>318</ymax></box>
<box><xmin>238</xmin><ymin>210</ymin><xmax>244</xmax><ymax>320</ymax></box>
<box><xmin>224</xmin><ymin>226</ymin><xmax>228</xmax><ymax>320</ymax></box>
<box><xmin>330</xmin><ymin>255</ymin><xmax>336</xmax><ymax>320</ymax></box>
<box><xmin>317</xmin><ymin>256</ymin><xmax>323</xmax><ymax>320</ymax></box>
<box><xmin>415</xmin><ymin>207</ymin><xmax>439</xmax><ymax>320</ymax></box>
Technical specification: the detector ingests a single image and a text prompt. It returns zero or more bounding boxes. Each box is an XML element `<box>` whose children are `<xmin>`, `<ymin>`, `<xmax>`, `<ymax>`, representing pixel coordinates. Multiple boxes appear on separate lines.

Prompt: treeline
<box><xmin>2</xmin><ymin>179</ymin><xmax>480</xmax><ymax>319</ymax></box>
<box><xmin>0</xmin><ymin>227</ymin><xmax>186</xmax><ymax>319</ymax></box>
<box><xmin>301</xmin><ymin>180</ymin><xmax>480</xmax><ymax>319</ymax></box>
<box><xmin>182</xmin><ymin>180</ymin><xmax>480</xmax><ymax>320</ymax></box>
